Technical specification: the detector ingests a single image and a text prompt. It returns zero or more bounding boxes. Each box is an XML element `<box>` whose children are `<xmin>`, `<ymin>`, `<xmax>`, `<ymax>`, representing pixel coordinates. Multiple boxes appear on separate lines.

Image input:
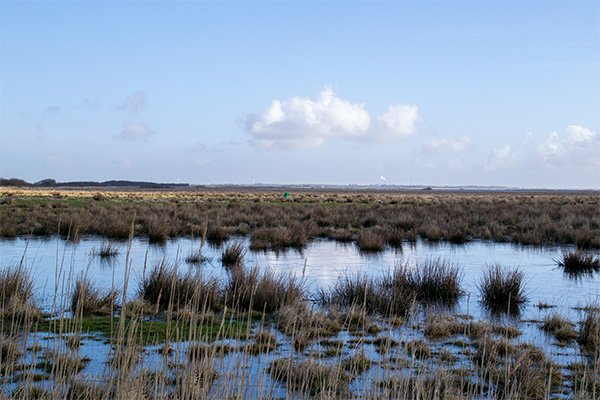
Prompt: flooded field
<box><xmin>1</xmin><ymin>235</ymin><xmax>599</xmax><ymax>399</ymax></box>
<box><xmin>1</xmin><ymin>236</ymin><xmax>598</xmax><ymax>320</ymax></box>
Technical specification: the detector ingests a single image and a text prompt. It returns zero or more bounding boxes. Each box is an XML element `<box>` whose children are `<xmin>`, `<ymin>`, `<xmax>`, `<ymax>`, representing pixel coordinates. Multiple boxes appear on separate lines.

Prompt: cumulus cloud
<box><xmin>417</xmin><ymin>135</ymin><xmax>472</xmax><ymax>155</ymax></box>
<box><xmin>538</xmin><ymin>125</ymin><xmax>599</xmax><ymax>168</ymax></box>
<box><xmin>114</xmin><ymin>122</ymin><xmax>156</xmax><ymax>141</ymax></box>
<box><xmin>117</xmin><ymin>90</ymin><xmax>146</xmax><ymax>113</ymax></box>
<box><xmin>485</xmin><ymin>125</ymin><xmax>599</xmax><ymax>171</ymax></box>
<box><xmin>244</xmin><ymin>86</ymin><xmax>423</xmax><ymax>150</ymax></box>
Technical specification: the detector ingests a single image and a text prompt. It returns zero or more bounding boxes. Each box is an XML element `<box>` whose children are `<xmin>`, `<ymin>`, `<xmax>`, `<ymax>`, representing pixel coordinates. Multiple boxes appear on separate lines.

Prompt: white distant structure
<box><xmin>380</xmin><ymin>176</ymin><xmax>386</xmax><ymax>185</ymax></box>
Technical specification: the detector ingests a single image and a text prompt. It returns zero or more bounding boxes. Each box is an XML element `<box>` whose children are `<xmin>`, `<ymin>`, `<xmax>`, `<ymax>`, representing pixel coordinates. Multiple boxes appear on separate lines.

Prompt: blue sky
<box><xmin>1</xmin><ymin>1</ymin><xmax>598</xmax><ymax>188</ymax></box>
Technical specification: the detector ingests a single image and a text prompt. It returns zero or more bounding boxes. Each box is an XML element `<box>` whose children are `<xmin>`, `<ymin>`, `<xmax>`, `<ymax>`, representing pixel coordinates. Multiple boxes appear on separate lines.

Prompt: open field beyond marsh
<box><xmin>0</xmin><ymin>188</ymin><xmax>598</xmax><ymax>249</ymax></box>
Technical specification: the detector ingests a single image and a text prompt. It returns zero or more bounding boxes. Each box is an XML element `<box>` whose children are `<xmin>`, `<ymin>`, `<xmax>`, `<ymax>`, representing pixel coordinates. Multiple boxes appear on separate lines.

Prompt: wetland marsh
<box><xmin>1</xmin><ymin>188</ymin><xmax>599</xmax><ymax>399</ymax></box>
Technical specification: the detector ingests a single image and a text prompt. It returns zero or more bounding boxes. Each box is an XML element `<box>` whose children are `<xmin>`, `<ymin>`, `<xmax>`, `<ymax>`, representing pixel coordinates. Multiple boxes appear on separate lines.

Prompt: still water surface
<box><xmin>1</xmin><ymin>236</ymin><xmax>598</xmax><ymax>321</ymax></box>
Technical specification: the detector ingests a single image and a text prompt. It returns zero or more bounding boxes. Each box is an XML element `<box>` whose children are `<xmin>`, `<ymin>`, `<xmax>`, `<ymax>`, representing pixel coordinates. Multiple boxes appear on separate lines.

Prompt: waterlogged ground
<box><xmin>2</xmin><ymin>236</ymin><xmax>599</xmax><ymax>398</ymax></box>
<box><xmin>1</xmin><ymin>236</ymin><xmax>598</xmax><ymax>319</ymax></box>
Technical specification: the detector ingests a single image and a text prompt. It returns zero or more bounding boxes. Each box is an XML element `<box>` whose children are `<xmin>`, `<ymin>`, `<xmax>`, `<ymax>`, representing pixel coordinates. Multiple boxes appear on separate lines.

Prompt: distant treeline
<box><xmin>0</xmin><ymin>178</ymin><xmax>190</xmax><ymax>189</ymax></box>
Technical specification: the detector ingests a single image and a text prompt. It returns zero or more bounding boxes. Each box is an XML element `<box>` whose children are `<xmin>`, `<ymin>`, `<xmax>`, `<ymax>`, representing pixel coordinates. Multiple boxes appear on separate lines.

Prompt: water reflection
<box><xmin>0</xmin><ymin>236</ymin><xmax>599</xmax><ymax>322</ymax></box>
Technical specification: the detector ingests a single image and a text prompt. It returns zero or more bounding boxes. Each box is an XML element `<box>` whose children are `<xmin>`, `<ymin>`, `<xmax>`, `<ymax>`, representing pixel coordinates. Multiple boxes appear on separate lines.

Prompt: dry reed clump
<box><xmin>269</xmin><ymin>357</ymin><xmax>350</xmax><ymax>397</ymax></box>
<box><xmin>248</xmin><ymin>329</ymin><xmax>278</xmax><ymax>355</ymax></box>
<box><xmin>423</xmin><ymin>313</ymin><xmax>465</xmax><ymax>338</ymax></box>
<box><xmin>137</xmin><ymin>260</ymin><xmax>222</xmax><ymax>313</ymax></box>
<box><xmin>566</xmin><ymin>361</ymin><xmax>600</xmax><ymax>398</ymax></box>
<box><xmin>9</xmin><ymin>385</ymin><xmax>51</xmax><ymax>399</ymax></box>
<box><xmin>378</xmin><ymin>368</ymin><xmax>468</xmax><ymax>400</ymax></box>
<box><xmin>70</xmin><ymin>273</ymin><xmax>120</xmax><ymax>316</ymax></box>
<box><xmin>276</xmin><ymin>301</ymin><xmax>341</xmax><ymax>340</ymax></box>
<box><xmin>342</xmin><ymin>351</ymin><xmax>372</xmax><ymax>373</ymax></box>
<box><xmin>355</xmin><ymin>228</ymin><xmax>386</xmax><ymax>252</ymax></box>
<box><xmin>221</xmin><ymin>241</ymin><xmax>246</xmax><ymax>267</ymax></box>
<box><xmin>92</xmin><ymin>241</ymin><xmax>119</xmax><ymax>259</ymax></box>
<box><xmin>0</xmin><ymin>334</ymin><xmax>23</xmax><ymax>376</ymax></box>
<box><xmin>484</xmin><ymin>343</ymin><xmax>562</xmax><ymax>400</ymax></box>
<box><xmin>226</xmin><ymin>263</ymin><xmax>304</xmax><ymax>314</ymax></box>
<box><xmin>404</xmin><ymin>339</ymin><xmax>432</xmax><ymax>359</ymax></box>
<box><xmin>317</xmin><ymin>272</ymin><xmax>382</xmax><ymax>313</ymax></box>
<box><xmin>578</xmin><ymin>308</ymin><xmax>600</xmax><ymax>354</ymax></box>
<box><xmin>556</xmin><ymin>249</ymin><xmax>600</xmax><ymax>274</ymax></box>
<box><xmin>540</xmin><ymin>313</ymin><xmax>578</xmax><ymax>342</ymax></box>
<box><xmin>36</xmin><ymin>349</ymin><xmax>89</xmax><ymax>377</ymax></box>
<box><xmin>411</xmin><ymin>259</ymin><xmax>463</xmax><ymax>305</ymax></box>
<box><xmin>0</xmin><ymin>263</ymin><xmax>39</xmax><ymax>320</ymax></box>
<box><xmin>478</xmin><ymin>264</ymin><xmax>528</xmax><ymax>314</ymax></box>
<box><xmin>172</xmin><ymin>356</ymin><xmax>218</xmax><ymax>400</ymax></box>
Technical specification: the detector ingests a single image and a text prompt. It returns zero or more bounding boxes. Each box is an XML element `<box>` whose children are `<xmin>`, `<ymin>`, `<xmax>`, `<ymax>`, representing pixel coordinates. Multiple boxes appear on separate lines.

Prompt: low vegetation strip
<box><xmin>0</xmin><ymin>189</ymin><xmax>598</xmax><ymax>248</ymax></box>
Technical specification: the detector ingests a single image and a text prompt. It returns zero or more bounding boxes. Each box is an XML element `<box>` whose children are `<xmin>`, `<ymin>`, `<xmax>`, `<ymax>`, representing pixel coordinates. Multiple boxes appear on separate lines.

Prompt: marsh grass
<box><xmin>540</xmin><ymin>313</ymin><xmax>578</xmax><ymax>342</ymax></box>
<box><xmin>71</xmin><ymin>273</ymin><xmax>120</xmax><ymax>316</ymax></box>
<box><xmin>2</xmin><ymin>223</ymin><xmax>600</xmax><ymax>399</ymax></box>
<box><xmin>478</xmin><ymin>264</ymin><xmax>528</xmax><ymax>314</ymax></box>
<box><xmin>355</xmin><ymin>229</ymin><xmax>386</xmax><ymax>252</ymax></box>
<box><xmin>578</xmin><ymin>307</ymin><xmax>600</xmax><ymax>354</ymax></box>
<box><xmin>226</xmin><ymin>263</ymin><xmax>304</xmax><ymax>313</ymax></box>
<box><xmin>92</xmin><ymin>241</ymin><xmax>119</xmax><ymax>259</ymax></box>
<box><xmin>0</xmin><ymin>262</ymin><xmax>39</xmax><ymax>320</ymax></box>
<box><xmin>221</xmin><ymin>241</ymin><xmax>246</xmax><ymax>267</ymax></box>
<box><xmin>556</xmin><ymin>249</ymin><xmax>600</xmax><ymax>274</ymax></box>
<box><xmin>2</xmin><ymin>189</ymin><xmax>599</xmax><ymax>250</ymax></box>
<box><xmin>137</xmin><ymin>260</ymin><xmax>222</xmax><ymax>313</ymax></box>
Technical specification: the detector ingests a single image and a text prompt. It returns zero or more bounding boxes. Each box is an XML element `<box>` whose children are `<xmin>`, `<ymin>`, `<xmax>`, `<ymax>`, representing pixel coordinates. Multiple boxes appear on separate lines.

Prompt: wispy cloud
<box><xmin>417</xmin><ymin>135</ymin><xmax>473</xmax><ymax>155</ymax></box>
<box><xmin>114</xmin><ymin>122</ymin><xmax>156</xmax><ymax>141</ymax></box>
<box><xmin>485</xmin><ymin>125</ymin><xmax>599</xmax><ymax>171</ymax></box>
<box><xmin>244</xmin><ymin>86</ymin><xmax>423</xmax><ymax>150</ymax></box>
<box><xmin>116</xmin><ymin>90</ymin><xmax>146</xmax><ymax>113</ymax></box>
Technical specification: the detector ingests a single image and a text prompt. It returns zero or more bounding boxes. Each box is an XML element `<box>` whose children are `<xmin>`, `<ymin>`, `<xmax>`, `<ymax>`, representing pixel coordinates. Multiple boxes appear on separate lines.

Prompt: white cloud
<box><xmin>538</xmin><ymin>125</ymin><xmax>599</xmax><ymax>168</ymax></box>
<box><xmin>117</xmin><ymin>90</ymin><xmax>146</xmax><ymax>113</ymax></box>
<box><xmin>417</xmin><ymin>135</ymin><xmax>472</xmax><ymax>155</ymax></box>
<box><xmin>485</xmin><ymin>125</ymin><xmax>599</xmax><ymax>171</ymax></box>
<box><xmin>485</xmin><ymin>145</ymin><xmax>515</xmax><ymax>170</ymax></box>
<box><xmin>373</xmin><ymin>104</ymin><xmax>423</xmax><ymax>141</ymax></box>
<box><xmin>244</xmin><ymin>86</ymin><xmax>423</xmax><ymax>150</ymax></box>
<box><xmin>114</xmin><ymin>122</ymin><xmax>156</xmax><ymax>141</ymax></box>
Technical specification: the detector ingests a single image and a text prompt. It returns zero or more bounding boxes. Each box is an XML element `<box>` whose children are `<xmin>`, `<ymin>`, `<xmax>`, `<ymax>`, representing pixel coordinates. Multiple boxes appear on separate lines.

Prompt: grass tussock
<box><xmin>221</xmin><ymin>241</ymin><xmax>246</xmax><ymax>267</ymax></box>
<box><xmin>355</xmin><ymin>229</ymin><xmax>386</xmax><ymax>252</ymax></box>
<box><xmin>137</xmin><ymin>260</ymin><xmax>222</xmax><ymax>313</ymax></box>
<box><xmin>540</xmin><ymin>313</ymin><xmax>578</xmax><ymax>342</ymax></box>
<box><xmin>578</xmin><ymin>308</ymin><xmax>600</xmax><ymax>354</ymax></box>
<box><xmin>92</xmin><ymin>241</ymin><xmax>119</xmax><ymax>259</ymax></box>
<box><xmin>226</xmin><ymin>263</ymin><xmax>304</xmax><ymax>314</ymax></box>
<box><xmin>556</xmin><ymin>249</ymin><xmax>600</xmax><ymax>274</ymax></box>
<box><xmin>478</xmin><ymin>264</ymin><xmax>528</xmax><ymax>314</ymax></box>
<box><xmin>0</xmin><ymin>263</ymin><xmax>39</xmax><ymax>320</ymax></box>
<box><xmin>269</xmin><ymin>357</ymin><xmax>350</xmax><ymax>396</ymax></box>
<box><xmin>71</xmin><ymin>273</ymin><xmax>120</xmax><ymax>316</ymax></box>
